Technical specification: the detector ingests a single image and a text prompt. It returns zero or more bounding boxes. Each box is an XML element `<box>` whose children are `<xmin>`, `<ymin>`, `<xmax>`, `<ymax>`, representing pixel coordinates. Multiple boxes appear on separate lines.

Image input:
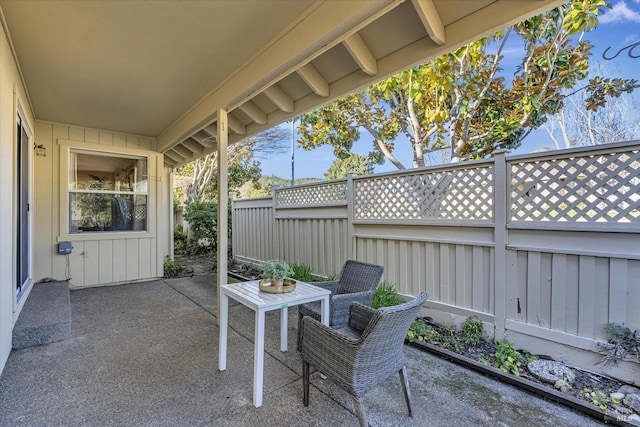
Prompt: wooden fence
<box><xmin>232</xmin><ymin>141</ymin><xmax>640</xmax><ymax>379</ymax></box>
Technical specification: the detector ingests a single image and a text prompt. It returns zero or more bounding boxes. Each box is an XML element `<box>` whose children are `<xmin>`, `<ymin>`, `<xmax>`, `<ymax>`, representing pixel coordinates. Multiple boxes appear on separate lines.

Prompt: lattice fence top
<box><xmin>354</xmin><ymin>166</ymin><xmax>493</xmax><ymax>220</ymax></box>
<box><xmin>276</xmin><ymin>181</ymin><xmax>347</xmax><ymax>207</ymax></box>
<box><xmin>510</xmin><ymin>148</ymin><xmax>640</xmax><ymax>223</ymax></box>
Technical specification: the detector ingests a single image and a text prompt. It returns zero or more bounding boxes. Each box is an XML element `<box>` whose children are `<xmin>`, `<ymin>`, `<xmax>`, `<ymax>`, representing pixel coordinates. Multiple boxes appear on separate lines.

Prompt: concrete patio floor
<box><xmin>0</xmin><ymin>275</ymin><xmax>605</xmax><ymax>426</ymax></box>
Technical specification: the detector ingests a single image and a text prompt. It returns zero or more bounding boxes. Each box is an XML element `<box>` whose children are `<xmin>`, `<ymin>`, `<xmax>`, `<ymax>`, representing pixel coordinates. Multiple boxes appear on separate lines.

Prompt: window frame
<box><xmin>58</xmin><ymin>140</ymin><xmax>157</xmax><ymax>241</ymax></box>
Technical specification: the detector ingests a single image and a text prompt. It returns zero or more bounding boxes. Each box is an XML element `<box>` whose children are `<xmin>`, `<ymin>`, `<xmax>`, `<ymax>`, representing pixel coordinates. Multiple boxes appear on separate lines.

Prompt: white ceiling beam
<box><xmin>297</xmin><ymin>63</ymin><xmax>329</xmax><ymax>97</ymax></box>
<box><xmin>164</xmin><ymin>155</ymin><xmax>177</xmax><ymax>166</ymax></box>
<box><xmin>203</xmin><ymin>124</ymin><xmax>218</xmax><ymax>137</ymax></box>
<box><xmin>191</xmin><ymin>131</ymin><xmax>216</xmax><ymax>148</ymax></box>
<box><xmin>182</xmin><ymin>139</ymin><xmax>204</xmax><ymax>154</ymax></box>
<box><xmin>411</xmin><ymin>0</ymin><xmax>446</xmax><ymax>46</ymax></box>
<box><xmin>238</xmin><ymin>100</ymin><xmax>268</xmax><ymax>124</ymax></box>
<box><xmin>172</xmin><ymin>145</ymin><xmax>193</xmax><ymax>159</ymax></box>
<box><xmin>343</xmin><ymin>33</ymin><xmax>377</xmax><ymax>76</ymax></box>
<box><xmin>164</xmin><ymin>150</ymin><xmax>184</xmax><ymax>163</ymax></box>
<box><xmin>227</xmin><ymin>114</ymin><xmax>246</xmax><ymax>135</ymax></box>
<box><xmin>263</xmin><ymin>85</ymin><xmax>294</xmax><ymax>113</ymax></box>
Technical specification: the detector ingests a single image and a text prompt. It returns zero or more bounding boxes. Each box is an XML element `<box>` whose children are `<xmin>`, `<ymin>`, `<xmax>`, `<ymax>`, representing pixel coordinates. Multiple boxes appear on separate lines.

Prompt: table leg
<box><xmin>254</xmin><ymin>308</ymin><xmax>266</xmax><ymax>407</ymax></box>
<box><xmin>320</xmin><ymin>295</ymin><xmax>329</xmax><ymax>326</ymax></box>
<box><xmin>218</xmin><ymin>292</ymin><xmax>229</xmax><ymax>371</ymax></box>
<box><xmin>280</xmin><ymin>306</ymin><xmax>288</xmax><ymax>352</ymax></box>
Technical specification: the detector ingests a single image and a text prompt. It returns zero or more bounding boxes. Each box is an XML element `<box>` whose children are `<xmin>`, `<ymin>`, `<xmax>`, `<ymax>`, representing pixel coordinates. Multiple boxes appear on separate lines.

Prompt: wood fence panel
<box><xmin>232</xmin><ymin>141</ymin><xmax>640</xmax><ymax>374</ymax></box>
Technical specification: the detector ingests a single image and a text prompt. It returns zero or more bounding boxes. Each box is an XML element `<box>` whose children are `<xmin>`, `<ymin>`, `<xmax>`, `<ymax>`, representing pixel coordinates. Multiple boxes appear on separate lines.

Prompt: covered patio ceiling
<box><xmin>0</xmin><ymin>0</ymin><xmax>563</xmax><ymax>168</ymax></box>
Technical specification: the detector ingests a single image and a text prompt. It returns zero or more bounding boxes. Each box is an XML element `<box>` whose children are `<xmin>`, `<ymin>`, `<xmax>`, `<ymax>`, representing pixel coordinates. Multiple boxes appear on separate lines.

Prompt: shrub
<box><xmin>173</xmin><ymin>225</ymin><xmax>188</xmax><ymax>252</ymax></box>
<box><xmin>372</xmin><ymin>282</ymin><xmax>405</xmax><ymax>308</ymax></box>
<box><xmin>290</xmin><ymin>264</ymin><xmax>313</xmax><ymax>282</ymax></box>
<box><xmin>493</xmin><ymin>340</ymin><xmax>532</xmax><ymax>376</ymax></box>
<box><xmin>163</xmin><ymin>256</ymin><xmax>185</xmax><ymax>278</ymax></box>
<box><xmin>184</xmin><ymin>199</ymin><xmax>217</xmax><ymax>245</ymax></box>
<box><xmin>462</xmin><ymin>316</ymin><xmax>484</xmax><ymax>347</ymax></box>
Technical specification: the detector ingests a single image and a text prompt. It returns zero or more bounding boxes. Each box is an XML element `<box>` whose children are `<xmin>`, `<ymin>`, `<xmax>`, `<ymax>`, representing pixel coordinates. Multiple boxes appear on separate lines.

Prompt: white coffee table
<box><xmin>218</xmin><ymin>280</ymin><xmax>330</xmax><ymax>407</ymax></box>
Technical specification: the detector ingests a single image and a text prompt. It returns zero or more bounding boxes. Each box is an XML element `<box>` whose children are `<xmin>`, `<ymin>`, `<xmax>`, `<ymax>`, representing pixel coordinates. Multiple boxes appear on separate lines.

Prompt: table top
<box><xmin>221</xmin><ymin>280</ymin><xmax>331</xmax><ymax>311</ymax></box>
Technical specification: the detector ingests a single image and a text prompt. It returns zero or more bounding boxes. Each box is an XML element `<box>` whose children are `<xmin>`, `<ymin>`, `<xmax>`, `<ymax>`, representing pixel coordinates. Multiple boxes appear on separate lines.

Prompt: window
<box><xmin>69</xmin><ymin>149</ymin><xmax>148</xmax><ymax>233</ymax></box>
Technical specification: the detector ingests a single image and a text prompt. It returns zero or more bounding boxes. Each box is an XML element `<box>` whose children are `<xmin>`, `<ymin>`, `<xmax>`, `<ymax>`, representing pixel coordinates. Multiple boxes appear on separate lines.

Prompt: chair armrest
<box><xmin>301</xmin><ymin>316</ymin><xmax>359</xmax><ymax>372</ymax></box>
<box><xmin>348</xmin><ymin>302</ymin><xmax>376</xmax><ymax>333</ymax></box>
<box><xmin>329</xmin><ymin>290</ymin><xmax>376</xmax><ymax>329</ymax></box>
<box><xmin>310</xmin><ymin>280</ymin><xmax>339</xmax><ymax>294</ymax></box>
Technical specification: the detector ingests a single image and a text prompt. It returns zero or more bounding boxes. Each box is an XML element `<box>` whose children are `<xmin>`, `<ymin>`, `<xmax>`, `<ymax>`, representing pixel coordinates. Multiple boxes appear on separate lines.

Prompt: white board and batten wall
<box><xmin>34</xmin><ymin>122</ymin><xmax>171</xmax><ymax>288</ymax></box>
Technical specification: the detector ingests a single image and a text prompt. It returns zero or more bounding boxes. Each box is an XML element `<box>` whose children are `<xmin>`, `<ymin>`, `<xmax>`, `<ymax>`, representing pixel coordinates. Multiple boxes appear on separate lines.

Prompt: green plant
<box><xmin>184</xmin><ymin>199</ymin><xmax>217</xmax><ymax>245</ymax></box>
<box><xmin>462</xmin><ymin>316</ymin><xmax>484</xmax><ymax>347</ymax></box>
<box><xmin>407</xmin><ymin>319</ymin><xmax>432</xmax><ymax>343</ymax></box>
<box><xmin>173</xmin><ymin>225</ymin><xmax>188</xmax><ymax>252</ymax></box>
<box><xmin>493</xmin><ymin>340</ymin><xmax>525</xmax><ymax>376</ymax></box>
<box><xmin>478</xmin><ymin>356</ymin><xmax>491</xmax><ymax>365</ymax></box>
<box><xmin>598</xmin><ymin>322</ymin><xmax>640</xmax><ymax>366</ymax></box>
<box><xmin>290</xmin><ymin>264</ymin><xmax>313</xmax><ymax>282</ymax></box>
<box><xmin>163</xmin><ymin>256</ymin><xmax>185</xmax><ymax>278</ymax></box>
<box><xmin>438</xmin><ymin>323</ymin><xmax>462</xmax><ymax>353</ymax></box>
<box><xmin>372</xmin><ymin>282</ymin><xmax>405</xmax><ymax>308</ymax></box>
<box><xmin>261</xmin><ymin>259</ymin><xmax>294</xmax><ymax>280</ymax></box>
<box><xmin>325</xmin><ymin>272</ymin><xmax>338</xmax><ymax>281</ymax></box>
<box><xmin>582</xmin><ymin>388</ymin><xmax>612</xmax><ymax>410</ymax></box>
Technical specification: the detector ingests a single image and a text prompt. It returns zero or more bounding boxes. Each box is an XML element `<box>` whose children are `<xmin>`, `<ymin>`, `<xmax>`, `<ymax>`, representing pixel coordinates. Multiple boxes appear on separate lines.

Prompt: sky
<box><xmin>257</xmin><ymin>0</ymin><xmax>640</xmax><ymax>180</ymax></box>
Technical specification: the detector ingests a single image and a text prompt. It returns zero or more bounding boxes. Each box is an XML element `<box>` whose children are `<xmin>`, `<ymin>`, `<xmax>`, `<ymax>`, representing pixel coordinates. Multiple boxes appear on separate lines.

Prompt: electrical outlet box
<box><xmin>58</xmin><ymin>241</ymin><xmax>73</xmax><ymax>255</ymax></box>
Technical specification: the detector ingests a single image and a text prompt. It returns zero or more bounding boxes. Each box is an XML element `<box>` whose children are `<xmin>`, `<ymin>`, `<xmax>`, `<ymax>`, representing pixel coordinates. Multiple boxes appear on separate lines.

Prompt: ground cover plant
<box><xmin>407</xmin><ymin>316</ymin><xmax>639</xmax><ymax>421</ymax></box>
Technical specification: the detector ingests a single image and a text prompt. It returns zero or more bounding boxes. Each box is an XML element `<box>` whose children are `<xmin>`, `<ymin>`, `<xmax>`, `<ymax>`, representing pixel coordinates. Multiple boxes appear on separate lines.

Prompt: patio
<box><xmin>0</xmin><ymin>274</ymin><xmax>603</xmax><ymax>426</ymax></box>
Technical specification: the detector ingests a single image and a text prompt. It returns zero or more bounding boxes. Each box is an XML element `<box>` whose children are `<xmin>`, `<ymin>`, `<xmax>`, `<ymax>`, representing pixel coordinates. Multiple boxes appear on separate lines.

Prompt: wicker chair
<box><xmin>296</xmin><ymin>260</ymin><xmax>384</xmax><ymax>350</ymax></box>
<box><xmin>301</xmin><ymin>292</ymin><xmax>429</xmax><ymax>427</ymax></box>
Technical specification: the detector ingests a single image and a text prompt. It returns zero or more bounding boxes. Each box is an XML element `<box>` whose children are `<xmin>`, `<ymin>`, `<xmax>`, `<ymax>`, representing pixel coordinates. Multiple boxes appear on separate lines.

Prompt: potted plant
<box><xmin>261</xmin><ymin>259</ymin><xmax>294</xmax><ymax>287</ymax></box>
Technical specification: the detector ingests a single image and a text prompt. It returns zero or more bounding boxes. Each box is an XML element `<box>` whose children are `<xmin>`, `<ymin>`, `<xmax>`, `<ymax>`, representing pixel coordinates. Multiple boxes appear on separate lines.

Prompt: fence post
<box><xmin>346</xmin><ymin>173</ymin><xmax>355</xmax><ymax>260</ymax></box>
<box><xmin>493</xmin><ymin>150</ymin><xmax>508</xmax><ymax>340</ymax></box>
<box><xmin>272</xmin><ymin>186</ymin><xmax>279</xmax><ymax>261</ymax></box>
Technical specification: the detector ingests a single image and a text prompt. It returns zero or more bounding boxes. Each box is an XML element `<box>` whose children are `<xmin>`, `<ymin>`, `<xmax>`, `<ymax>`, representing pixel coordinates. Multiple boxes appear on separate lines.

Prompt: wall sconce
<box><xmin>34</xmin><ymin>143</ymin><xmax>46</xmax><ymax>157</ymax></box>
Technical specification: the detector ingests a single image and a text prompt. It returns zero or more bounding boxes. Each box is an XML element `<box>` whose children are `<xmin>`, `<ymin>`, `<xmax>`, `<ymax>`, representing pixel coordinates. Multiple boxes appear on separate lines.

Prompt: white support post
<box><xmin>493</xmin><ymin>150</ymin><xmax>508</xmax><ymax>340</ymax></box>
<box><xmin>216</xmin><ymin>109</ymin><xmax>229</xmax><ymax>326</ymax></box>
<box><xmin>346</xmin><ymin>173</ymin><xmax>355</xmax><ymax>260</ymax></box>
<box><xmin>272</xmin><ymin>186</ymin><xmax>279</xmax><ymax>260</ymax></box>
<box><xmin>254</xmin><ymin>309</ymin><xmax>266</xmax><ymax>407</ymax></box>
<box><xmin>169</xmin><ymin>170</ymin><xmax>175</xmax><ymax>258</ymax></box>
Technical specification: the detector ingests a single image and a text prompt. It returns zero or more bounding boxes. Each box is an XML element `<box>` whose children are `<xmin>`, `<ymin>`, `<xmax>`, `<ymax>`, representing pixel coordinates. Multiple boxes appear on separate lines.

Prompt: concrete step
<box><xmin>12</xmin><ymin>281</ymin><xmax>71</xmax><ymax>349</ymax></box>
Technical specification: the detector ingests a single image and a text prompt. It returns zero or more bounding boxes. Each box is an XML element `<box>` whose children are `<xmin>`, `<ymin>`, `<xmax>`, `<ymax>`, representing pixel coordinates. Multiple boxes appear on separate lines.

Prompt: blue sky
<box><xmin>258</xmin><ymin>0</ymin><xmax>640</xmax><ymax>180</ymax></box>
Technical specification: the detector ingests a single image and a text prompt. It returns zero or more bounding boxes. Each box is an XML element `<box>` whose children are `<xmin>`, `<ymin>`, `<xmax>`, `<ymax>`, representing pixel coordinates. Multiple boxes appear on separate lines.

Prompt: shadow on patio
<box><xmin>0</xmin><ymin>275</ymin><xmax>603</xmax><ymax>426</ymax></box>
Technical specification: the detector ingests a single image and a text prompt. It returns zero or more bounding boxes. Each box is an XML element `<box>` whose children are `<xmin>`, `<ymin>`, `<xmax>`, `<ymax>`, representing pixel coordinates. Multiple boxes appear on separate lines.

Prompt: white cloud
<box><xmin>600</xmin><ymin>1</ymin><xmax>640</xmax><ymax>23</ymax></box>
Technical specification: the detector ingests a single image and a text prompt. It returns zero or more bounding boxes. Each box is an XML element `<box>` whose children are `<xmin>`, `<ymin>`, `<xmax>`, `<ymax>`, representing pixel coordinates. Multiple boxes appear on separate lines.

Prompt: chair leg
<box><xmin>399</xmin><ymin>366</ymin><xmax>413</xmax><ymax>417</ymax></box>
<box><xmin>302</xmin><ymin>360</ymin><xmax>310</xmax><ymax>407</ymax></box>
<box><xmin>352</xmin><ymin>396</ymin><xmax>368</xmax><ymax>427</ymax></box>
<box><xmin>297</xmin><ymin>312</ymin><xmax>303</xmax><ymax>351</ymax></box>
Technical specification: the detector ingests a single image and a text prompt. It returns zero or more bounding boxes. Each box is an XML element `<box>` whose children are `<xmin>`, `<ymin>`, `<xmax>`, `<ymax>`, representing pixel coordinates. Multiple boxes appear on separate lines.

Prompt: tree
<box><xmin>324</xmin><ymin>153</ymin><xmax>374</xmax><ymax>179</ymax></box>
<box><xmin>241</xmin><ymin>175</ymin><xmax>322</xmax><ymax>198</ymax></box>
<box><xmin>175</xmin><ymin>126</ymin><xmax>289</xmax><ymax>202</ymax></box>
<box><xmin>544</xmin><ymin>62</ymin><xmax>640</xmax><ymax>148</ymax></box>
<box><xmin>298</xmin><ymin>0</ymin><xmax>637</xmax><ymax>165</ymax></box>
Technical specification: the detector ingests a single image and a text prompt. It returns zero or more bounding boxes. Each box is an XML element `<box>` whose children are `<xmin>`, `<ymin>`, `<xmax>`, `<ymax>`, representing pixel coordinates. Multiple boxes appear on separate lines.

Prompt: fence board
<box><xmin>425</xmin><ymin>243</ymin><xmax>438</xmax><ymax>301</ymax></box>
<box><xmin>609</xmin><ymin>259</ymin><xmax>628</xmax><ymax>325</ymax></box>
<box><xmin>526</xmin><ymin>252</ymin><xmax>542</xmax><ymax>327</ymax></box>
<box><xmin>551</xmin><ymin>254</ymin><xmax>567</xmax><ymax>331</ymax></box>
<box><xmin>628</xmin><ymin>261</ymin><xmax>640</xmax><ymax>328</ymax></box>
<box><xmin>472</xmin><ymin>246</ymin><xmax>484</xmax><ymax>312</ymax></box>
<box><xmin>578</xmin><ymin>256</ymin><xmax>596</xmax><ymax>338</ymax></box>
<box><xmin>411</xmin><ymin>241</ymin><xmax>423</xmax><ymax>295</ymax></box>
